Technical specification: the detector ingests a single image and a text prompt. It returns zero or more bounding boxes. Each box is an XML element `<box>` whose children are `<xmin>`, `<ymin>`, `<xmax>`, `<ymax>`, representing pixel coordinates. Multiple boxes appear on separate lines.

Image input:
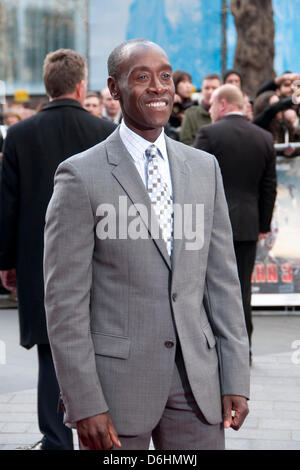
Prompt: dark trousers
<box><xmin>234</xmin><ymin>241</ymin><xmax>257</xmax><ymax>347</ymax></box>
<box><xmin>37</xmin><ymin>344</ymin><xmax>73</xmax><ymax>450</ymax></box>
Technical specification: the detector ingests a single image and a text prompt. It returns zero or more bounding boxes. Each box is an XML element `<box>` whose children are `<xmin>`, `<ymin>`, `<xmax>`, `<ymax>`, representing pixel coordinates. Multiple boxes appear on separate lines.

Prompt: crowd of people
<box><xmin>167</xmin><ymin>68</ymin><xmax>300</xmax><ymax>157</ymax></box>
<box><xmin>2</xmin><ymin>67</ymin><xmax>300</xmax><ymax>157</ymax></box>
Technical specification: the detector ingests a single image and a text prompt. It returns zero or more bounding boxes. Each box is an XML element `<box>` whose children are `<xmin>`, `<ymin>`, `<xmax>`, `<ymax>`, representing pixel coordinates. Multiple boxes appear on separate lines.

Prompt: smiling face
<box><xmin>108</xmin><ymin>44</ymin><xmax>175</xmax><ymax>141</ymax></box>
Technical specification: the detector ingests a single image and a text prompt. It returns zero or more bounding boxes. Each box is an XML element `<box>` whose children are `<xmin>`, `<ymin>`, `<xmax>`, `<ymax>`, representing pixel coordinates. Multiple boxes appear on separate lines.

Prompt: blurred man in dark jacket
<box><xmin>194</xmin><ymin>85</ymin><xmax>277</xmax><ymax>362</ymax></box>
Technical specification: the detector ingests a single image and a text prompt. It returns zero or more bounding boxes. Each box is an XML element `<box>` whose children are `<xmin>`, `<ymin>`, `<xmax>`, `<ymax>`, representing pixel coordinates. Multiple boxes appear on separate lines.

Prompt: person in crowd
<box><xmin>84</xmin><ymin>91</ymin><xmax>103</xmax><ymax>118</ymax></box>
<box><xmin>172</xmin><ymin>70</ymin><xmax>194</xmax><ymax>107</ymax></box>
<box><xmin>44</xmin><ymin>38</ymin><xmax>249</xmax><ymax>451</ymax></box>
<box><xmin>223</xmin><ymin>69</ymin><xmax>243</xmax><ymax>89</ymax></box>
<box><xmin>243</xmin><ymin>94</ymin><xmax>254</xmax><ymax>121</ymax></box>
<box><xmin>0</xmin><ymin>109</ymin><xmax>22</xmax><ymax>300</ymax></box>
<box><xmin>253</xmin><ymin>90</ymin><xmax>300</xmax><ymax>157</ymax></box>
<box><xmin>180</xmin><ymin>73</ymin><xmax>222</xmax><ymax>145</ymax></box>
<box><xmin>166</xmin><ymin>70</ymin><xmax>195</xmax><ymax>140</ymax></box>
<box><xmin>101</xmin><ymin>86</ymin><xmax>122</xmax><ymax>123</ymax></box>
<box><xmin>9</xmin><ymin>103</ymin><xmax>36</xmax><ymax>120</ymax></box>
<box><xmin>284</xmin><ymin>108</ymin><xmax>300</xmax><ymax>133</ymax></box>
<box><xmin>0</xmin><ymin>109</ymin><xmax>22</xmax><ymax>171</ymax></box>
<box><xmin>21</xmin><ymin>108</ymin><xmax>36</xmax><ymax>119</ymax></box>
<box><xmin>0</xmin><ymin>48</ymin><xmax>116</xmax><ymax>450</ymax></box>
<box><xmin>256</xmin><ymin>72</ymin><xmax>300</xmax><ymax>98</ymax></box>
<box><xmin>223</xmin><ymin>68</ymin><xmax>254</xmax><ymax>120</ymax></box>
<box><xmin>194</xmin><ymin>85</ymin><xmax>277</xmax><ymax>363</ymax></box>
<box><xmin>3</xmin><ymin>109</ymin><xmax>22</xmax><ymax>127</ymax></box>
<box><xmin>35</xmin><ymin>101</ymin><xmax>50</xmax><ymax>113</ymax></box>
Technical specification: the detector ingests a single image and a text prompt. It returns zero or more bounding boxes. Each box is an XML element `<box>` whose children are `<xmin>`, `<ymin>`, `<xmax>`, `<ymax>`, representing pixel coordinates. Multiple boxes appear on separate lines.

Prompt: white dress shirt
<box><xmin>119</xmin><ymin>121</ymin><xmax>173</xmax><ymax>196</ymax></box>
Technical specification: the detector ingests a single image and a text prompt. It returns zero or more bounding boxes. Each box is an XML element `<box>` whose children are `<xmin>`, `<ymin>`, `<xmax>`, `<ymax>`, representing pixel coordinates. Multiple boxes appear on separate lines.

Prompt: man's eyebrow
<box><xmin>129</xmin><ymin>64</ymin><xmax>172</xmax><ymax>74</ymax></box>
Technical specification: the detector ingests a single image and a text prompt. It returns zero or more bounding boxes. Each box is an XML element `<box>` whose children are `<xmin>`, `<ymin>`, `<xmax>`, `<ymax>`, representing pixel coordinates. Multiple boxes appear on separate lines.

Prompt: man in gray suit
<box><xmin>44</xmin><ymin>39</ymin><xmax>250</xmax><ymax>450</ymax></box>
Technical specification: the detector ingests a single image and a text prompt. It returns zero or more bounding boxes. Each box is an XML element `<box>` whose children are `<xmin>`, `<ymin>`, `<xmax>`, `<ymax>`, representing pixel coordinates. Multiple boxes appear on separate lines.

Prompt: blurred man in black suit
<box><xmin>0</xmin><ymin>49</ymin><xmax>116</xmax><ymax>449</ymax></box>
<box><xmin>194</xmin><ymin>85</ymin><xmax>277</xmax><ymax>361</ymax></box>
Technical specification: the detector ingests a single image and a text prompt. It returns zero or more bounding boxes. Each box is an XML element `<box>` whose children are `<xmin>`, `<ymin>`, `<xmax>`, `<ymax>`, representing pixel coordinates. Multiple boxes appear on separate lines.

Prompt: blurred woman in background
<box><xmin>166</xmin><ymin>70</ymin><xmax>195</xmax><ymax>140</ymax></box>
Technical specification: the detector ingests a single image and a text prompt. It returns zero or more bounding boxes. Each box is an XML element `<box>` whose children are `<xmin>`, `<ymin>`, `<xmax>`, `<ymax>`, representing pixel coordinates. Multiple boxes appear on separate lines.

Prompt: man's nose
<box><xmin>148</xmin><ymin>75</ymin><xmax>165</xmax><ymax>94</ymax></box>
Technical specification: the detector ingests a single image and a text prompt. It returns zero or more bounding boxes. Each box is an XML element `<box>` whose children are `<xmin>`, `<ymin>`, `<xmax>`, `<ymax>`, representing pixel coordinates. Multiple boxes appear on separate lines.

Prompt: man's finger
<box><xmin>85</xmin><ymin>430</ymin><xmax>112</xmax><ymax>450</ymax></box>
<box><xmin>78</xmin><ymin>432</ymin><xmax>94</xmax><ymax>450</ymax></box>
<box><xmin>222</xmin><ymin>397</ymin><xmax>233</xmax><ymax>429</ymax></box>
<box><xmin>231</xmin><ymin>407</ymin><xmax>248</xmax><ymax>430</ymax></box>
<box><xmin>108</xmin><ymin>422</ymin><xmax>122</xmax><ymax>448</ymax></box>
<box><xmin>230</xmin><ymin>397</ymin><xmax>249</xmax><ymax>430</ymax></box>
<box><xmin>107</xmin><ymin>419</ymin><xmax>122</xmax><ymax>447</ymax></box>
<box><xmin>99</xmin><ymin>430</ymin><xmax>113</xmax><ymax>450</ymax></box>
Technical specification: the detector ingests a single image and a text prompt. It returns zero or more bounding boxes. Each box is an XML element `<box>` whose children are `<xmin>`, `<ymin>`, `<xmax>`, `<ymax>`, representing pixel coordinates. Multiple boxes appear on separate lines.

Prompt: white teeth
<box><xmin>146</xmin><ymin>102</ymin><xmax>167</xmax><ymax>108</ymax></box>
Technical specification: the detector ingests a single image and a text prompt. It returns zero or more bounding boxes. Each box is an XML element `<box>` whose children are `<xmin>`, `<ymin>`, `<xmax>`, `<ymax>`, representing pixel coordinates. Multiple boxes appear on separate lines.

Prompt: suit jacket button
<box><xmin>165</xmin><ymin>341</ymin><xmax>174</xmax><ymax>349</ymax></box>
<box><xmin>172</xmin><ymin>293</ymin><xmax>177</xmax><ymax>302</ymax></box>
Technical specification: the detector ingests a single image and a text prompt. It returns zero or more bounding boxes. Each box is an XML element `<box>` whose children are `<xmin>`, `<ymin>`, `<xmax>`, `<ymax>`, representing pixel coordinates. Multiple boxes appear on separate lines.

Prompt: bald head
<box><xmin>210</xmin><ymin>84</ymin><xmax>244</xmax><ymax>122</ymax></box>
<box><xmin>107</xmin><ymin>38</ymin><xmax>167</xmax><ymax>82</ymax></box>
<box><xmin>215</xmin><ymin>84</ymin><xmax>244</xmax><ymax>108</ymax></box>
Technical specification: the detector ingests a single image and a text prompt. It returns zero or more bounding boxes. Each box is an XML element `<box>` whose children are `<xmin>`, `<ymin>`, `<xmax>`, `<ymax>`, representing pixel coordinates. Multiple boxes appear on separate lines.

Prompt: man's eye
<box><xmin>162</xmin><ymin>73</ymin><xmax>171</xmax><ymax>79</ymax></box>
<box><xmin>138</xmin><ymin>74</ymin><xmax>148</xmax><ymax>80</ymax></box>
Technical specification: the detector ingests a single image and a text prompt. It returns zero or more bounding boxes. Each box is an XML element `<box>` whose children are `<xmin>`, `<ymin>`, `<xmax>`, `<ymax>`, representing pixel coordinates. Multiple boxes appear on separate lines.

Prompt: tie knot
<box><xmin>145</xmin><ymin>144</ymin><xmax>158</xmax><ymax>160</ymax></box>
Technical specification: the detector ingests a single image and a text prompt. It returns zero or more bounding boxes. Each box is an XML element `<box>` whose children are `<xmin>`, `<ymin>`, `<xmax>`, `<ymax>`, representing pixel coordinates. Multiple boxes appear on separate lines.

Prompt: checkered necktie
<box><xmin>145</xmin><ymin>144</ymin><xmax>173</xmax><ymax>256</ymax></box>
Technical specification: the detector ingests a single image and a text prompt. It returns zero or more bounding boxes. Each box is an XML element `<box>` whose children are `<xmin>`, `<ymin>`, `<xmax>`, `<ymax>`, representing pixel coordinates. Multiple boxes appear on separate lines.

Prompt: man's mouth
<box><xmin>145</xmin><ymin>101</ymin><xmax>168</xmax><ymax>109</ymax></box>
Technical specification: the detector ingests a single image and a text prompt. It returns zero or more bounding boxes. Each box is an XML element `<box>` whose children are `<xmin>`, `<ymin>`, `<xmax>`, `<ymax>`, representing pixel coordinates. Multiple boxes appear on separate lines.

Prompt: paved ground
<box><xmin>0</xmin><ymin>307</ymin><xmax>300</xmax><ymax>450</ymax></box>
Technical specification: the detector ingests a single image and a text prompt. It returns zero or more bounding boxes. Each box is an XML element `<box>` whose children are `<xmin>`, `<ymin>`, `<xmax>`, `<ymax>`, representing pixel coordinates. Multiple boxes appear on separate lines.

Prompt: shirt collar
<box><xmin>224</xmin><ymin>111</ymin><xmax>243</xmax><ymax>116</ymax></box>
<box><xmin>119</xmin><ymin>120</ymin><xmax>167</xmax><ymax>163</ymax></box>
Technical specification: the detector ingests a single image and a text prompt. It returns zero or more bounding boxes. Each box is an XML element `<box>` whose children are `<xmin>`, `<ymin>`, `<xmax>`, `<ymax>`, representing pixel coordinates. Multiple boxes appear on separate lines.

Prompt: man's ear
<box><xmin>75</xmin><ymin>80</ymin><xmax>87</xmax><ymax>105</ymax></box>
<box><xmin>107</xmin><ymin>77</ymin><xmax>120</xmax><ymax>101</ymax></box>
<box><xmin>220</xmin><ymin>98</ymin><xmax>227</xmax><ymax>111</ymax></box>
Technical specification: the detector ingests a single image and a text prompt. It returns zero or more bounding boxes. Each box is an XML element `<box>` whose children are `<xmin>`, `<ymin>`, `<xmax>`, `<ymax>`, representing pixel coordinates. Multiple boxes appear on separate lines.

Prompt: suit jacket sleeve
<box><xmin>204</xmin><ymin>158</ymin><xmax>250</xmax><ymax>398</ymax></box>
<box><xmin>44</xmin><ymin>160</ymin><xmax>109</xmax><ymax>427</ymax></box>
<box><xmin>193</xmin><ymin>126</ymin><xmax>211</xmax><ymax>152</ymax></box>
<box><xmin>256</xmin><ymin>78</ymin><xmax>277</xmax><ymax>97</ymax></box>
<box><xmin>253</xmin><ymin>98</ymin><xmax>293</xmax><ymax>130</ymax></box>
<box><xmin>258</xmin><ymin>135</ymin><xmax>277</xmax><ymax>233</ymax></box>
<box><xmin>0</xmin><ymin>130</ymin><xmax>19</xmax><ymax>269</ymax></box>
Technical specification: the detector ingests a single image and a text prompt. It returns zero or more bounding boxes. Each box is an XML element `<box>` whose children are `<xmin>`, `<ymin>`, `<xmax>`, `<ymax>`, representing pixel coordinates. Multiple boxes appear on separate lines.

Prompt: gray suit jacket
<box><xmin>44</xmin><ymin>128</ymin><xmax>250</xmax><ymax>435</ymax></box>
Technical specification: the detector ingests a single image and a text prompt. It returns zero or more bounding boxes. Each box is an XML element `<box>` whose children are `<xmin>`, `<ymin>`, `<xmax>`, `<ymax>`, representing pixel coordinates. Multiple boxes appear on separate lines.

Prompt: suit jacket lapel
<box><xmin>106</xmin><ymin>130</ymin><xmax>172</xmax><ymax>270</ymax></box>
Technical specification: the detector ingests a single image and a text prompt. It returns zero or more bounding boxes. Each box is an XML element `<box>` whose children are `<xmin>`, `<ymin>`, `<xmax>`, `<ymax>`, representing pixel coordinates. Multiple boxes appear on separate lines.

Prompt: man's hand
<box><xmin>283</xmin><ymin>146</ymin><xmax>296</xmax><ymax>157</ymax></box>
<box><xmin>1</xmin><ymin>269</ymin><xmax>17</xmax><ymax>292</ymax></box>
<box><xmin>275</xmin><ymin>73</ymin><xmax>300</xmax><ymax>85</ymax></box>
<box><xmin>258</xmin><ymin>232</ymin><xmax>269</xmax><ymax>241</ymax></box>
<box><xmin>77</xmin><ymin>412</ymin><xmax>121</xmax><ymax>450</ymax></box>
<box><xmin>222</xmin><ymin>395</ymin><xmax>249</xmax><ymax>431</ymax></box>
